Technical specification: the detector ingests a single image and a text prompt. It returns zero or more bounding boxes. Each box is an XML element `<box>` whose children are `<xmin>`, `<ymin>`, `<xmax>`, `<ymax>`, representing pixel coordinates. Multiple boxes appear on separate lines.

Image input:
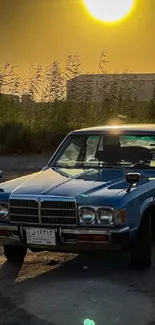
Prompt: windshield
<box><xmin>51</xmin><ymin>133</ymin><xmax>155</xmax><ymax>169</ymax></box>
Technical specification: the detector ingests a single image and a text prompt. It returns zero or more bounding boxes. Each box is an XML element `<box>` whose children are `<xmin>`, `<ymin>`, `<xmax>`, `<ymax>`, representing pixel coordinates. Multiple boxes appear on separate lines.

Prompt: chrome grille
<box><xmin>41</xmin><ymin>200</ymin><xmax>76</xmax><ymax>226</ymax></box>
<box><xmin>9</xmin><ymin>197</ymin><xmax>77</xmax><ymax>226</ymax></box>
<box><xmin>10</xmin><ymin>199</ymin><xmax>38</xmax><ymax>208</ymax></box>
<box><xmin>42</xmin><ymin>217</ymin><xmax>76</xmax><ymax>225</ymax></box>
<box><xmin>9</xmin><ymin>199</ymin><xmax>39</xmax><ymax>224</ymax></box>
<box><xmin>41</xmin><ymin>201</ymin><xmax>75</xmax><ymax>210</ymax></box>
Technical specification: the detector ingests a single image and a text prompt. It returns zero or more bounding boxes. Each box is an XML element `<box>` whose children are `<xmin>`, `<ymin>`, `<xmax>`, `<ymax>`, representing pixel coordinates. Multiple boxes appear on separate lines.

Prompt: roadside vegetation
<box><xmin>0</xmin><ymin>52</ymin><xmax>155</xmax><ymax>154</ymax></box>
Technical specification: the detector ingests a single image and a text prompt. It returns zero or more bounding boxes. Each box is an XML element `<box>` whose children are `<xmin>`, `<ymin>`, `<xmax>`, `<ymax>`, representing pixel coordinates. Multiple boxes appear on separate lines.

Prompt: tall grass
<box><xmin>0</xmin><ymin>52</ymin><xmax>154</xmax><ymax>154</ymax></box>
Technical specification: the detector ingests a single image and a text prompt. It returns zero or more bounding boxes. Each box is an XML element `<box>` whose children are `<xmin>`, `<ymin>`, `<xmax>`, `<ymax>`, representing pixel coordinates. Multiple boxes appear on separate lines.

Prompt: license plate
<box><xmin>26</xmin><ymin>228</ymin><xmax>56</xmax><ymax>246</ymax></box>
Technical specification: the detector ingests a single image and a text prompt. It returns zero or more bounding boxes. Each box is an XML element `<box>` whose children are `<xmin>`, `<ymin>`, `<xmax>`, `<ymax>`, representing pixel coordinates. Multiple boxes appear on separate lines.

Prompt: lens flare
<box><xmin>84</xmin><ymin>319</ymin><xmax>95</xmax><ymax>325</ymax></box>
<box><xmin>83</xmin><ymin>0</ymin><xmax>134</xmax><ymax>23</ymax></box>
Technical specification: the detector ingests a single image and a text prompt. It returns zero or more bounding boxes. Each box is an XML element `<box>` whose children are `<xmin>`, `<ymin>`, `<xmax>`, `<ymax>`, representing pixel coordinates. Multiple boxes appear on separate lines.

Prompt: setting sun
<box><xmin>83</xmin><ymin>0</ymin><xmax>134</xmax><ymax>23</ymax></box>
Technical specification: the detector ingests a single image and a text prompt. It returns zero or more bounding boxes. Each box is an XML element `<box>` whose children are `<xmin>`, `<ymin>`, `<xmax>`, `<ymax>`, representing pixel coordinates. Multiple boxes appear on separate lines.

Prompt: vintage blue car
<box><xmin>0</xmin><ymin>124</ymin><xmax>155</xmax><ymax>269</ymax></box>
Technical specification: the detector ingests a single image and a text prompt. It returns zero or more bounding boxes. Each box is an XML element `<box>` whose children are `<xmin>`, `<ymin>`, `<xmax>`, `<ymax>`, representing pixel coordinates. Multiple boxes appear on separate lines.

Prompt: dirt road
<box><xmin>0</xmin><ymin>155</ymin><xmax>155</xmax><ymax>325</ymax></box>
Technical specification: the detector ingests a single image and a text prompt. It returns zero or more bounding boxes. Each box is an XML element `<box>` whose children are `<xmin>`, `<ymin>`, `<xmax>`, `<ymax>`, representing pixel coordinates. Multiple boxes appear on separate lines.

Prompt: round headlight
<box><xmin>0</xmin><ymin>204</ymin><xmax>8</xmax><ymax>220</ymax></box>
<box><xmin>80</xmin><ymin>208</ymin><xmax>95</xmax><ymax>224</ymax></box>
<box><xmin>97</xmin><ymin>209</ymin><xmax>113</xmax><ymax>224</ymax></box>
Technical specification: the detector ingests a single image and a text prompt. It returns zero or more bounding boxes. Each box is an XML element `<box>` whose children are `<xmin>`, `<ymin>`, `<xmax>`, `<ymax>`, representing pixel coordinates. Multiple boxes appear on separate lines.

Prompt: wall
<box><xmin>66</xmin><ymin>73</ymin><xmax>155</xmax><ymax>102</ymax></box>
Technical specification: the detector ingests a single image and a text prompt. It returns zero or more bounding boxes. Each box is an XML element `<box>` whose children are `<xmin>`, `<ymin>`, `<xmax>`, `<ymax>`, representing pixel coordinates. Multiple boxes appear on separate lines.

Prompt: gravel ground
<box><xmin>0</xmin><ymin>154</ymin><xmax>51</xmax><ymax>182</ymax></box>
<box><xmin>0</xmin><ymin>155</ymin><xmax>155</xmax><ymax>325</ymax></box>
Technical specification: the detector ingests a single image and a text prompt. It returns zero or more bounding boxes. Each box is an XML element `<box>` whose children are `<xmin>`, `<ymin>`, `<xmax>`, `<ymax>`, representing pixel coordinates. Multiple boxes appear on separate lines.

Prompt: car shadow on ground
<box><xmin>0</xmin><ymin>259</ymin><xmax>55</xmax><ymax>325</ymax></box>
<box><xmin>2</xmin><ymin>249</ymin><xmax>155</xmax><ymax>297</ymax></box>
<box><xmin>1</xmin><ymin>249</ymin><xmax>155</xmax><ymax>325</ymax></box>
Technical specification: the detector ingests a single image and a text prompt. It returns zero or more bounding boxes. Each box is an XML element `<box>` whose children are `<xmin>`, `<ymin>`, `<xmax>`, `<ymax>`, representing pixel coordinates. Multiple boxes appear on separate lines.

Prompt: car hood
<box><xmin>0</xmin><ymin>167</ymin><xmax>129</xmax><ymax>204</ymax></box>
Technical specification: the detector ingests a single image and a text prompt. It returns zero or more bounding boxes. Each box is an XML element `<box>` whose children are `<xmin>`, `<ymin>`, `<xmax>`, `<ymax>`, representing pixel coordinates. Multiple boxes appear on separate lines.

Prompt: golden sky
<box><xmin>0</xmin><ymin>0</ymin><xmax>154</xmax><ymax>77</ymax></box>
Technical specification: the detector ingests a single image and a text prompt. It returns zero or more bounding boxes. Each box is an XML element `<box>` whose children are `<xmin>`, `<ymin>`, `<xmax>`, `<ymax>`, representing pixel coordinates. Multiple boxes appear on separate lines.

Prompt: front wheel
<box><xmin>4</xmin><ymin>245</ymin><xmax>27</xmax><ymax>262</ymax></box>
<box><xmin>130</xmin><ymin>212</ymin><xmax>152</xmax><ymax>269</ymax></box>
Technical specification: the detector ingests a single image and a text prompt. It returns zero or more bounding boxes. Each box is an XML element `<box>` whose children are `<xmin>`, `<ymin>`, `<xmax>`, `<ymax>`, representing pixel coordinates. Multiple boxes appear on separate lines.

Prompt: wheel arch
<box><xmin>140</xmin><ymin>197</ymin><xmax>155</xmax><ymax>218</ymax></box>
<box><xmin>141</xmin><ymin>203</ymin><xmax>155</xmax><ymax>241</ymax></box>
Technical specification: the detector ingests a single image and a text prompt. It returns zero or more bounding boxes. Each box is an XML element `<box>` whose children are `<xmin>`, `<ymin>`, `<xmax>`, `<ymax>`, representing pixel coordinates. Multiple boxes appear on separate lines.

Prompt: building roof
<box><xmin>72</xmin><ymin>124</ymin><xmax>155</xmax><ymax>135</ymax></box>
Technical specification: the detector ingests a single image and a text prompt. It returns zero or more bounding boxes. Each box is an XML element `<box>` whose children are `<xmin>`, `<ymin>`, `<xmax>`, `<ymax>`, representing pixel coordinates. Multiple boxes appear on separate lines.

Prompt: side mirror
<box><xmin>0</xmin><ymin>171</ymin><xmax>2</xmax><ymax>179</ymax></box>
<box><xmin>126</xmin><ymin>173</ymin><xmax>141</xmax><ymax>184</ymax></box>
<box><xmin>126</xmin><ymin>173</ymin><xmax>141</xmax><ymax>193</ymax></box>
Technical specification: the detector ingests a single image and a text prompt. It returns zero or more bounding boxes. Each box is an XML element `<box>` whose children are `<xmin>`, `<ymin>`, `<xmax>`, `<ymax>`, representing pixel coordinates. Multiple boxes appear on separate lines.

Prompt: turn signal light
<box><xmin>120</xmin><ymin>209</ymin><xmax>127</xmax><ymax>223</ymax></box>
<box><xmin>114</xmin><ymin>209</ymin><xmax>127</xmax><ymax>225</ymax></box>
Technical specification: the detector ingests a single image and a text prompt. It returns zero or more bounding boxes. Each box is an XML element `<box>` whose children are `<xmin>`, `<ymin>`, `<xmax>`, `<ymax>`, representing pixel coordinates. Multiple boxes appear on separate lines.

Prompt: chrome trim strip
<box><xmin>38</xmin><ymin>197</ymin><xmax>42</xmax><ymax>223</ymax></box>
<box><xmin>0</xmin><ymin>224</ymin><xmax>18</xmax><ymax>231</ymax></box>
<box><xmin>0</xmin><ymin>224</ymin><xmax>129</xmax><ymax>235</ymax></box>
<box><xmin>110</xmin><ymin>226</ymin><xmax>129</xmax><ymax>233</ymax></box>
<box><xmin>10</xmin><ymin>206</ymin><xmax>38</xmax><ymax>210</ymax></box>
<box><xmin>40</xmin><ymin>208</ymin><xmax>75</xmax><ymax>211</ymax></box>
<box><xmin>6</xmin><ymin>221</ymin><xmax>39</xmax><ymax>226</ymax></box>
<box><xmin>130</xmin><ymin>227</ymin><xmax>138</xmax><ymax>232</ymax></box>
<box><xmin>9</xmin><ymin>221</ymin><xmax>76</xmax><ymax>227</ymax></box>
<box><xmin>61</xmin><ymin>226</ymin><xmax>129</xmax><ymax>235</ymax></box>
<box><xmin>10</xmin><ymin>213</ymin><xmax>38</xmax><ymax>217</ymax></box>
<box><xmin>41</xmin><ymin>215</ymin><xmax>76</xmax><ymax>219</ymax></box>
<box><xmin>9</xmin><ymin>194</ymin><xmax>76</xmax><ymax>201</ymax></box>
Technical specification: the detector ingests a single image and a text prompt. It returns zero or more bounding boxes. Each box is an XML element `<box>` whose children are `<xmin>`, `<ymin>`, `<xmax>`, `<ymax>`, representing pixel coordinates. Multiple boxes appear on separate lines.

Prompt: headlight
<box><xmin>80</xmin><ymin>208</ymin><xmax>95</xmax><ymax>224</ymax></box>
<box><xmin>97</xmin><ymin>209</ymin><xmax>113</xmax><ymax>224</ymax></box>
<box><xmin>0</xmin><ymin>203</ymin><xmax>8</xmax><ymax>220</ymax></box>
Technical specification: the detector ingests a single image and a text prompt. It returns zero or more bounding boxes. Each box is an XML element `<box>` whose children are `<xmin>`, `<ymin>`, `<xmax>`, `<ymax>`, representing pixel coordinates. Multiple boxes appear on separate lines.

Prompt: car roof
<box><xmin>71</xmin><ymin>124</ymin><xmax>155</xmax><ymax>135</ymax></box>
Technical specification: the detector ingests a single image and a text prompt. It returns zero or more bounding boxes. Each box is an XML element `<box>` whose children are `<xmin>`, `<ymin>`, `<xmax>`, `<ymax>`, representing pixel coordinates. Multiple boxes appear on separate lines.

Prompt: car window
<box><xmin>120</xmin><ymin>136</ymin><xmax>155</xmax><ymax>148</ymax></box>
<box><xmin>85</xmin><ymin>136</ymin><xmax>100</xmax><ymax>161</ymax></box>
<box><xmin>51</xmin><ymin>133</ymin><xmax>155</xmax><ymax>169</ymax></box>
<box><xmin>55</xmin><ymin>136</ymin><xmax>84</xmax><ymax>166</ymax></box>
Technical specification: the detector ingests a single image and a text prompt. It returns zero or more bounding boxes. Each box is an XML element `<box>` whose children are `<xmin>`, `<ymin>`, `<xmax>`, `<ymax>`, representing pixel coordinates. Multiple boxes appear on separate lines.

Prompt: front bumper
<box><xmin>0</xmin><ymin>223</ymin><xmax>131</xmax><ymax>253</ymax></box>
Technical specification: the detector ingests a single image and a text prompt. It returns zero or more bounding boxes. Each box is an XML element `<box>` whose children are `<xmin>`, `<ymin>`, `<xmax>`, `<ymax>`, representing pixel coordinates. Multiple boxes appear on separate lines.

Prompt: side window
<box><xmin>56</xmin><ymin>136</ymin><xmax>83</xmax><ymax>165</ymax></box>
<box><xmin>63</xmin><ymin>143</ymin><xmax>80</xmax><ymax>161</ymax></box>
<box><xmin>98</xmin><ymin>136</ymin><xmax>103</xmax><ymax>150</ymax></box>
<box><xmin>85</xmin><ymin>136</ymin><xmax>100</xmax><ymax>161</ymax></box>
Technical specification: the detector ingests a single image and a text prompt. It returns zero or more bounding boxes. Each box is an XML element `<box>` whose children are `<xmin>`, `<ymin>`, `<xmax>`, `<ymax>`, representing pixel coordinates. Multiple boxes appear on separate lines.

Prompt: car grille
<box><xmin>9</xmin><ymin>198</ymin><xmax>77</xmax><ymax>226</ymax></box>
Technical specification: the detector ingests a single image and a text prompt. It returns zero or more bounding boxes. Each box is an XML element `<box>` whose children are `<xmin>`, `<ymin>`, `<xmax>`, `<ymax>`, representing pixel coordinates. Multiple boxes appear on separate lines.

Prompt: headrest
<box><xmin>95</xmin><ymin>150</ymin><xmax>105</xmax><ymax>161</ymax></box>
<box><xmin>103</xmin><ymin>135</ymin><xmax>120</xmax><ymax>146</ymax></box>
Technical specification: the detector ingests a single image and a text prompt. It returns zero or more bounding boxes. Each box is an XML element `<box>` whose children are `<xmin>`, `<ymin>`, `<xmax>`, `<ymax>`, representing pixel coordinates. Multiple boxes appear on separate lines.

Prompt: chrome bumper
<box><xmin>62</xmin><ymin>227</ymin><xmax>129</xmax><ymax>235</ymax></box>
<box><xmin>0</xmin><ymin>224</ymin><xmax>130</xmax><ymax>251</ymax></box>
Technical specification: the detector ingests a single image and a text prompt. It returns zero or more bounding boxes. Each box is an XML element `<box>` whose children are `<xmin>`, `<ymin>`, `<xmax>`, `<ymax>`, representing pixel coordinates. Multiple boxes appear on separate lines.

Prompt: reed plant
<box><xmin>0</xmin><ymin>52</ymin><xmax>154</xmax><ymax>154</ymax></box>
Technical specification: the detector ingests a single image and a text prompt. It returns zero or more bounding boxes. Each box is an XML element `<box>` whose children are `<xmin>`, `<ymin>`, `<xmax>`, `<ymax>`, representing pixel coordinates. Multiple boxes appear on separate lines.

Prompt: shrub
<box><xmin>0</xmin><ymin>122</ymin><xmax>32</xmax><ymax>154</ymax></box>
<box><xmin>0</xmin><ymin>54</ymin><xmax>154</xmax><ymax>154</ymax></box>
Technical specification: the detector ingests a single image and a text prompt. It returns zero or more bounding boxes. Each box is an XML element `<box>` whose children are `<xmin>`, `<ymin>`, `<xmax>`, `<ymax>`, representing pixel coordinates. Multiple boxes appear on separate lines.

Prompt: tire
<box><xmin>3</xmin><ymin>245</ymin><xmax>27</xmax><ymax>262</ymax></box>
<box><xmin>130</xmin><ymin>212</ymin><xmax>152</xmax><ymax>269</ymax></box>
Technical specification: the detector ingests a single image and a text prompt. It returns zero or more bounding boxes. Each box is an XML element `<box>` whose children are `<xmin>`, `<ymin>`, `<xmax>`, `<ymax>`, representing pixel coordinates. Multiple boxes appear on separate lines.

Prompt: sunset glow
<box><xmin>83</xmin><ymin>0</ymin><xmax>134</xmax><ymax>23</ymax></box>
